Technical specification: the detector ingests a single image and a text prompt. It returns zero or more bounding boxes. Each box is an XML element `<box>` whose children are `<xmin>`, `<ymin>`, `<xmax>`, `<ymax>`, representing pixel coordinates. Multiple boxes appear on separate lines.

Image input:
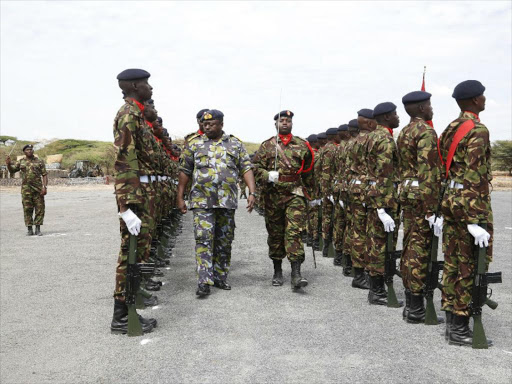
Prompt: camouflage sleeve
<box><xmin>301</xmin><ymin>146</ymin><xmax>315</xmax><ymax>195</ymax></box>
<box><xmin>463</xmin><ymin>125</ymin><xmax>491</xmax><ymax>224</ymax></box>
<box><xmin>238</xmin><ymin>142</ymin><xmax>252</xmax><ymax>176</ymax></box>
<box><xmin>40</xmin><ymin>160</ymin><xmax>47</xmax><ymax>177</ymax></box>
<box><xmin>372</xmin><ymin>135</ymin><xmax>396</xmax><ymax>208</ymax></box>
<box><xmin>319</xmin><ymin>149</ymin><xmax>331</xmax><ymax>195</ymax></box>
<box><xmin>113</xmin><ymin>111</ymin><xmax>141</xmax><ymax>206</ymax></box>
<box><xmin>179</xmin><ymin>142</ymin><xmax>195</xmax><ymax>177</ymax></box>
<box><xmin>417</xmin><ymin>127</ymin><xmax>441</xmax><ymax>216</ymax></box>
<box><xmin>252</xmin><ymin>143</ymin><xmax>270</xmax><ymax>185</ymax></box>
<box><xmin>7</xmin><ymin>160</ymin><xmax>21</xmax><ymax>173</ymax></box>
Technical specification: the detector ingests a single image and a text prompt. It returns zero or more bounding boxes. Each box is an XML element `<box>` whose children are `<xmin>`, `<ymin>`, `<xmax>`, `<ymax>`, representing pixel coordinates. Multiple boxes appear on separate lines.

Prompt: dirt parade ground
<box><xmin>0</xmin><ymin>187</ymin><xmax>511</xmax><ymax>384</ymax></box>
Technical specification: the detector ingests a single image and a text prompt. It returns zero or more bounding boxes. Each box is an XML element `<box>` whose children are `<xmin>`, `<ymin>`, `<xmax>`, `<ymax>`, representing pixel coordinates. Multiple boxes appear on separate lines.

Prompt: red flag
<box><xmin>422</xmin><ymin>66</ymin><xmax>434</xmax><ymax>127</ymax></box>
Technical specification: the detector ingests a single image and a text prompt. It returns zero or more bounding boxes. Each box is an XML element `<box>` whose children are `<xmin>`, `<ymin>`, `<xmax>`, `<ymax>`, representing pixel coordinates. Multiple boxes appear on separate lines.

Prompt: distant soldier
<box><xmin>177</xmin><ymin>109</ymin><xmax>256</xmax><ymax>296</ymax></box>
<box><xmin>252</xmin><ymin>110</ymin><xmax>314</xmax><ymax>289</ymax></box>
<box><xmin>184</xmin><ymin>108</ymin><xmax>209</xmax><ymax>144</ymax></box>
<box><xmin>6</xmin><ymin>144</ymin><xmax>47</xmax><ymax>236</ymax></box>
<box><xmin>306</xmin><ymin>134</ymin><xmax>320</xmax><ymax>247</ymax></box>
<box><xmin>439</xmin><ymin>80</ymin><xmax>493</xmax><ymax>346</ymax></box>
<box><xmin>397</xmin><ymin>91</ymin><xmax>444</xmax><ymax>323</ymax></box>
<box><xmin>365</xmin><ymin>102</ymin><xmax>401</xmax><ymax>306</ymax></box>
<box><xmin>312</xmin><ymin>132</ymin><xmax>328</xmax><ymax>251</ymax></box>
<box><xmin>110</xmin><ymin>68</ymin><xmax>156</xmax><ymax>334</ymax></box>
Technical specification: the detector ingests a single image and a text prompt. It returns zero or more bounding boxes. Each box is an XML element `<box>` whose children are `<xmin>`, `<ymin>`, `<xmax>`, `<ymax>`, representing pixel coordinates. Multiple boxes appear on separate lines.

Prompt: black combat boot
<box><xmin>352</xmin><ymin>268</ymin><xmax>370</xmax><ymax>289</ymax></box>
<box><xmin>111</xmin><ymin>299</ymin><xmax>154</xmax><ymax>334</ymax></box>
<box><xmin>333</xmin><ymin>252</ymin><xmax>343</xmax><ymax>266</ymax></box>
<box><xmin>196</xmin><ymin>283</ymin><xmax>210</xmax><ymax>297</ymax></box>
<box><xmin>448</xmin><ymin>315</ymin><xmax>473</xmax><ymax>346</ymax></box>
<box><xmin>145</xmin><ymin>279</ymin><xmax>161</xmax><ymax>292</ymax></box>
<box><xmin>272</xmin><ymin>260</ymin><xmax>284</xmax><ymax>286</ymax></box>
<box><xmin>144</xmin><ymin>295</ymin><xmax>158</xmax><ymax>307</ymax></box>
<box><xmin>403</xmin><ymin>289</ymin><xmax>411</xmax><ymax>320</ymax></box>
<box><xmin>444</xmin><ymin>311</ymin><xmax>453</xmax><ymax>340</ymax></box>
<box><xmin>313</xmin><ymin>238</ymin><xmax>320</xmax><ymax>251</ymax></box>
<box><xmin>322</xmin><ymin>240</ymin><xmax>329</xmax><ymax>257</ymax></box>
<box><xmin>343</xmin><ymin>255</ymin><xmax>352</xmax><ymax>277</ymax></box>
<box><xmin>306</xmin><ymin>234</ymin><xmax>313</xmax><ymax>247</ymax></box>
<box><xmin>368</xmin><ymin>275</ymin><xmax>388</xmax><ymax>305</ymax></box>
<box><xmin>291</xmin><ymin>261</ymin><xmax>308</xmax><ymax>289</ymax></box>
<box><xmin>35</xmin><ymin>225</ymin><xmax>42</xmax><ymax>236</ymax></box>
<box><xmin>27</xmin><ymin>226</ymin><xmax>34</xmax><ymax>236</ymax></box>
<box><xmin>406</xmin><ymin>294</ymin><xmax>426</xmax><ymax>323</ymax></box>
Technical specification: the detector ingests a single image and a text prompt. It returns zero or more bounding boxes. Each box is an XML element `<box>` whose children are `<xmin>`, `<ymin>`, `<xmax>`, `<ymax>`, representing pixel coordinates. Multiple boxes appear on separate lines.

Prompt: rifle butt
<box><xmin>127</xmin><ymin>305</ymin><xmax>143</xmax><ymax>337</ymax></box>
<box><xmin>472</xmin><ymin>314</ymin><xmax>489</xmax><ymax>349</ymax></box>
<box><xmin>424</xmin><ymin>296</ymin><xmax>439</xmax><ymax>325</ymax></box>
<box><xmin>386</xmin><ymin>283</ymin><xmax>401</xmax><ymax>308</ymax></box>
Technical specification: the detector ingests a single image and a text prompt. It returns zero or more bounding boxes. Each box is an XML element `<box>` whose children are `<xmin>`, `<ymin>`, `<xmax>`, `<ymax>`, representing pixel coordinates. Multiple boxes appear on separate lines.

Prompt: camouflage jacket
<box><xmin>8</xmin><ymin>156</ymin><xmax>47</xmax><ymax>192</ymax></box>
<box><xmin>346</xmin><ymin>131</ymin><xmax>372</xmax><ymax>198</ymax></box>
<box><xmin>113</xmin><ymin>98</ymin><xmax>156</xmax><ymax>206</ymax></box>
<box><xmin>397</xmin><ymin>117</ymin><xmax>441</xmax><ymax>216</ymax></box>
<box><xmin>439</xmin><ymin>111</ymin><xmax>492</xmax><ymax>224</ymax></box>
<box><xmin>339</xmin><ymin>135</ymin><xmax>358</xmax><ymax>198</ymax></box>
<box><xmin>313</xmin><ymin>146</ymin><xmax>325</xmax><ymax>199</ymax></box>
<box><xmin>180</xmin><ymin>132</ymin><xmax>252</xmax><ymax>209</ymax></box>
<box><xmin>365</xmin><ymin>125</ymin><xmax>399</xmax><ymax>209</ymax></box>
<box><xmin>319</xmin><ymin>142</ymin><xmax>339</xmax><ymax>196</ymax></box>
<box><xmin>253</xmin><ymin>135</ymin><xmax>314</xmax><ymax>203</ymax></box>
<box><xmin>332</xmin><ymin>140</ymin><xmax>348</xmax><ymax>197</ymax></box>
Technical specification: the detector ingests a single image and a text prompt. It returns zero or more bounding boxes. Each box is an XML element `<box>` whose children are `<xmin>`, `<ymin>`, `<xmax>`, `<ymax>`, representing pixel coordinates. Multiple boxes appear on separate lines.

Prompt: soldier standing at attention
<box><xmin>176</xmin><ymin>110</ymin><xmax>256</xmax><ymax>296</ymax></box>
<box><xmin>439</xmin><ymin>80</ymin><xmax>493</xmax><ymax>346</ymax></box>
<box><xmin>306</xmin><ymin>134</ymin><xmax>320</xmax><ymax>247</ymax></box>
<box><xmin>397</xmin><ymin>91</ymin><xmax>444</xmax><ymax>323</ymax></box>
<box><xmin>6</xmin><ymin>144</ymin><xmax>47</xmax><ymax>236</ymax></box>
<box><xmin>111</xmin><ymin>68</ymin><xmax>156</xmax><ymax>334</ymax></box>
<box><xmin>253</xmin><ymin>111</ymin><xmax>315</xmax><ymax>289</ymax></box>
<box><xmin>365</xmin><ymin>102</ymin><xmax>401</xmax><ymax>306</ymax></box>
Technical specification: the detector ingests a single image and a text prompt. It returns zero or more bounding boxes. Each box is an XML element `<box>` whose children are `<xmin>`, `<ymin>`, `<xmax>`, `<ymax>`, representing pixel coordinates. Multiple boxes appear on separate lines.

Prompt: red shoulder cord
<box><xmin>131</xmin><ymin>98</ymin><xmax>145</xmax><ymax>112</ymax></box>
<box><xmin>442</xmin><ymin>120</ymin><xmax>476</xmax><ymax>179</ymax></box>
<box><xmin>297</xmin><ymin>141</ymin><xmax>315</xmax><ymax>174</ymax></box>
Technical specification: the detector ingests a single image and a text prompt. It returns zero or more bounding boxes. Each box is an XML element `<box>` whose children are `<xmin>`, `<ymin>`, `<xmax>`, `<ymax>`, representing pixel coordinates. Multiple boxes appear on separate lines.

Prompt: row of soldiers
<box><xmin>302</xmin><ymin>81</ymin><xmax>496</xmax><ymax>347</ymax></box>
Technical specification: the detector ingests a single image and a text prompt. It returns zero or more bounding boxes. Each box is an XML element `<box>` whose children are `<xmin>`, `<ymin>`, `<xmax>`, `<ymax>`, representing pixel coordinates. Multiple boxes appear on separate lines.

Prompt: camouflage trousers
<box><xmin>342</xmin><ymin>197</ymin><xmax>353</xmax><ymax>258</ymax></box>
<box><xmin>366</xmin><ymin>208</ymin><xmax>399</xmax><ymax>276</ymax></box>
<box><xmin>333</xmin><ymin>200</ymin><xmax>346</xmax><ymax>253</ymax></box>
<box><xmin>441</xmin><ymin>219</ymin><xmax>493</xmax><ymax>317</ymax></box>
<box><xmin>307</xmin><ymin>205</ymin><xmax>320</xmax><ymax>241</ymax></box>
<box><xmin>193</xmin><ymin>208</ymin><xmax>236</xmax><ymax>285</ymax></box>
<box><xmin>114</xmin><ymin>184</ymin><xmax>154</xmax><ymax>298</ymax></box>
<box><xmin>21</xmin><ymin>187</ymin><xmax>45</xmax><ymax>226</ymax></box>
<box><xmin>322</xmin><ymin>198</ymin><xmax>334</xmax><ymax>241</ymax></box>
<box><xmin>400</xmin><ymin>201</ymin><xmax>432</xmax><ymax>295</ymax></box>
<box><xmin>348</xmin><ymin>199</ymin><xmax>368</xmax><ymax>269</ymax></box>
<box><xmin>264</xmin><ymin>195</ymin><xmax>306</xmax><ymax>263</ymax></box>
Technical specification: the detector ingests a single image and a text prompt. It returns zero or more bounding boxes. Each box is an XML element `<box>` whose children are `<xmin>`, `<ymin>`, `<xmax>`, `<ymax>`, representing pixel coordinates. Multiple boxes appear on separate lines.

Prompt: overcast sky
<box><xmin>1</xmin><ymin>1</ymin><xmax>511</xmax><ymax>143</ymax></box>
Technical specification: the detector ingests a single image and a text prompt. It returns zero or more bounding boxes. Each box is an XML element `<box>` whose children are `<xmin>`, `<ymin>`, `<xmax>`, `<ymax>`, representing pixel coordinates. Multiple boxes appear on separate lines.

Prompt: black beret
<box><xmin>196</xmin><ymin>108</ymin><xmax>209</xmax><ymax>119</ymax></box>
<box><xmin>117</xmin><ymin>68</ymin><xmax>150</xmax><ymax>81</ymax></box>
<box><xmin>307</xmin><ymin>134</ymin><xmax>318</xmax><ymax>142</ymax></box>
<box><xmin>348</xmin><ymin>119</ymin><xmax>359</xmax><ymax>128</ymax></box>
<box><xmin>326</xmin><ymin>127</ymin><xmax>339</xmax><ymax>136</ymax></box>
<box><xmin>162</xmin><ymin>128</ymin><xmax>169</xmax><ymax>136</ymax></box>
<box><xmin>203</xmin><ymin>109</ymin><xmax>224</xmax><ymax>121</ymax></box>
<box><xmin>317</xmin><ymin>132</ymin><xmax>327</xmax><ymax>139</ymax></box>
<box><xmin>452</xmin><ymin>80</ymin><xmax>485</xmax><ymax>100</ymax></box>
<box><xmin>357</xmin><ymin>109</ymin><xmax>374</xmax><ymax>119</ymax></box>
<box><xmin>146</xmin><ymin>99</ymin><xmax>155</xmax><ymax>105</ymax></box>
<box><xmin>373</xmin><ymin>102</ymin><xmax>397</xmax><ymax>117</ymax></box>
<box><xmin>338</xmin><ymin>124</ymin><xmax>348</xmax><ymax>131</ymax></box>
<box><xmin>274</xmin><ymin>110</ymin><xmax>294</xmax><ymax>121</ymax></box>
<box><xmin>157</xmin><ymin>116</ymin><xmax>163</xmax><ymax>124</ymax></box>
<box><xmin>22</xmin><ymin>144</ymin><xmax>33</xmax><ymax>151</ymax></box>
<box><xmin>402</xmin><ymin>91</ymin><xmax>431</xmax><ymax>105</ymax></box>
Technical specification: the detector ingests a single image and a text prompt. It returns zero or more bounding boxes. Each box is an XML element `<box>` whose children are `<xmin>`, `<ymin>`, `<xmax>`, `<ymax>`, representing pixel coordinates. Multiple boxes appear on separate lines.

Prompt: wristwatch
<box><xmin>249</xmin><ymin>192</ymin><xmax>257</xmax><ymax>197</ymax></box>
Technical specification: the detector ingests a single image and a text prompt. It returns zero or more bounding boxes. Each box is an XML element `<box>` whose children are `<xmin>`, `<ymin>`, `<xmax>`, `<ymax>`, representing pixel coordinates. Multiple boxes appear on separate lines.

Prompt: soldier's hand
<box><xmin>5</xmin><ymin>156</ymin><xmax>11</xmax><ymax>165</ymax></box>
<box><xmin>467</xmin><ymin>224</ymin><xmax>490</xmax><ymax>247</ymax></box>
<box><xmin>40</xmin><ymin>186</ymin><xmax>47</xmax><ymax>196</ymax></box>
<box><xmin>377</xmin><ymin>208</ymin><xmax>395</xmax><ymax>232</ymax></box>
<box><xmin>119</xmin><ymin>209</ymin><xmax>142</xmax><ymax>236</ymax></box>
<box><xmin>268</xmin><ymin>171</ymin><xmax>279</xmax><ymax>183</ymax></box>
<box><xmin>177</xmin><ymin>197</ymin><xmax>187</xmax><ymax>214</ymax></box>
<box><xmin>246</xmin><ymin>194</ymin><xmax>255</xmax><ymax>213</ymax></box>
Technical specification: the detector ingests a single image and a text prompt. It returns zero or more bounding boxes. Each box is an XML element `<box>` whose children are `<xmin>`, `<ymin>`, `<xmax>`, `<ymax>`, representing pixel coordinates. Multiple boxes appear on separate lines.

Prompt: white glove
<box><xmin>377</xmin><ymin>208</ymin><xmax>395</xmax><ymax>232</ymax></box>
<box><xmin>328</xmin><ymin>195</ymin><xmax>335</xmax><ymax>204</ymax></box>
<box><xmin>309</xmin><ymin>200</ymin><xmax>317</xmax><ymax>207</ymax></box>
<box><xmin>467</xmin><ymin>224</ymin><xmax>490</xmax><ymax>248</ymax></box>
<box><xmin>119</xmin><ymin>209</ymin><xmax>142</xmax><ymax>236</ymax></box>
<box><xmin>339</xmin><ymin>200</ymin><xmax>344</xmax><ymax>208</ymax></box>
<box><xmin>426</xmin><ymin>215</ymin><xmax>443</xmax><ymax>237</ymax></box>
<box><xmin>268</xmin><ymin>171</ymin><xmax>279</xmax><ymax>183</ymax></box>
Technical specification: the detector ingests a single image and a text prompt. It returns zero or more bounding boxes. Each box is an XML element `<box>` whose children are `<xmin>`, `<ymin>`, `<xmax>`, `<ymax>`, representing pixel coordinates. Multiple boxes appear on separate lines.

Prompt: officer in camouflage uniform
<box><xmin>397</xmin><ymin>91</ymin><xmax>444</xmax><ymax>323</ymax></box>
<box><xmin>319</xmin><ymin>128</ymin><xmax>340</xmax><ymax>257</ymax></box>
<box><xmin>6</xmin><ymin>144</ymin><xmax>48</xmax><ymax>236</ymax></box>
<box><xmin>439</xmin><ymin>80</ymin><xmax>493</xmax><ymax>346</ymax></box>
<box><xmin>341</xmin><ymin>120</ymin><xmax>360</xmax><ymax>276</ymax></box>
<box><xmin>365</xmin><ymin>102</ymin><xmax>402</xmax><ymax>306</ymax></box>
<box><xmin>345</xmin><ymin>112</ymin><xmax>374</xmax><ymax>289</ymax></box>
<box><xmin>253</xmin><ymin>110</ymin><xmax>314</xmax><ymax>289</ymax></box>
<box><xmin>177</xmin><ymin>109</ymin><xmax>256</xmax><ymax>296</ymax></box>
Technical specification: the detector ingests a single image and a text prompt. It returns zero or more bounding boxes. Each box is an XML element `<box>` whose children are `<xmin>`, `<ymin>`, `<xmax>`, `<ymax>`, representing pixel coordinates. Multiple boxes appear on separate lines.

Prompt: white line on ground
<box><xmin>503</xmin><ymin>350</ymin><xmax>512</xmax><ymax>355</ymax></box>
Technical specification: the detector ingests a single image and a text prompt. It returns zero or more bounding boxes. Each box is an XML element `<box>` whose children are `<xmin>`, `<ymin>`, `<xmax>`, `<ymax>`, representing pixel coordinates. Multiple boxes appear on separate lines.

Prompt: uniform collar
<box><xmin>460</xmin><ymin>110</ymin><xmax>480</xmax><ymax>122</ymax></box>
<box><xmin>128</xmin><ymin>97</ymin><xmax>145</xmax><ymax>112</ymax></box>
<box><xmin>377</xmin><ymin>124</ymin><xmax>393</xmax><ymax>136</ymax></box>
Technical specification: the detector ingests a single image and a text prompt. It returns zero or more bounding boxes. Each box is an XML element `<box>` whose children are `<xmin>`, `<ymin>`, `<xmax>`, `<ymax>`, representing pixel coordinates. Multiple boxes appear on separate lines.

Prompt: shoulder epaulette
<box><xmin>185</xmin><ymin>132</ymin><xmax>200</xmax><ymax>141</ymax></box>
<box><xmin>229</xmin><ymin>134</ymin><xmax>243</xmax><ymax>143</ymax></box>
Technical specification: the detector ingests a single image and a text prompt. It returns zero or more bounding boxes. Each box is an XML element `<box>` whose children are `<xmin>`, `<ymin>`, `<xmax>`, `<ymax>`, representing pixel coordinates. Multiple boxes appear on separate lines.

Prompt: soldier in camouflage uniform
<box><xmin>365</xmin><ymin>102</ymin><xmax>402</xmax><ymax>307</ymax></box>
<box><xmin>177</xmin><ymin>109</ymin><xmax>256</xmax><ymax>296</ymax></box>
<box><xmin>311</xmin><ymin>132</ymin><xmax>328</xmax><ymax>250</ymax></box>
<box><xmin>397</xmin><ymin>91</ymin><xmax>444</xmax><ymax>324</ymax></box>
<box><xmin>110</xmin><ymin>68</ymin><xmax>157</xmax><ymax>334</ymax></box>
<box><xmin>305</xmin><ymin>134</ymin><xmax>320</xmax><ymax>247</ymax></box>
<box><xmin>252</xmin><ymin>110</ymin><xmax>314</xmax><ymax>289</ymax></box>
<box><xmin>6</xmin><ymin>144</ymin><xmax>47</xmax><ymax>236</ymax></box>
<box><xmin>439</xmin><ymin>80</ymin><xmax>493</xmax><ymax>346</ymax></box>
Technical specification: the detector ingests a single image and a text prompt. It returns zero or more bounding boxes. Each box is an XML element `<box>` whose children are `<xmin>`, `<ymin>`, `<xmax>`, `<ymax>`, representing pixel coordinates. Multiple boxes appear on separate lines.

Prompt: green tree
<box><xmin>492</xmin><ymin>140</ymin><xmax>512</xmax><ymax>175</ymax></box>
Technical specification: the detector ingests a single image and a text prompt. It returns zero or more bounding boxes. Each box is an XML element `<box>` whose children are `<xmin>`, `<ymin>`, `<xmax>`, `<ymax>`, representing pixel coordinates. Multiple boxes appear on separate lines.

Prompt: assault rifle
<box><xmin>471</xmin><ymin>223</ymin><xmax>502</xmax><ymax>349</ymax></box>
<box><xmin>126</xmin><ymin>235</ymin><xmax>155</xmax><ymax>336</ymax></box>
<box><xmin>384</xmin><ymin>231</ymin><xmax>402</xmax><ymax>308</ymax></box>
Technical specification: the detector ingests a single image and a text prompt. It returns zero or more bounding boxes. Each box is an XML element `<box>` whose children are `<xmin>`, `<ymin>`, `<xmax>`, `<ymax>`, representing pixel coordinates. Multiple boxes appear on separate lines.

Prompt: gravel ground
<box><xmin>0</xmin><ymin>188</ymin><xmax>511</xmax><ymax>384</ymax></box>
